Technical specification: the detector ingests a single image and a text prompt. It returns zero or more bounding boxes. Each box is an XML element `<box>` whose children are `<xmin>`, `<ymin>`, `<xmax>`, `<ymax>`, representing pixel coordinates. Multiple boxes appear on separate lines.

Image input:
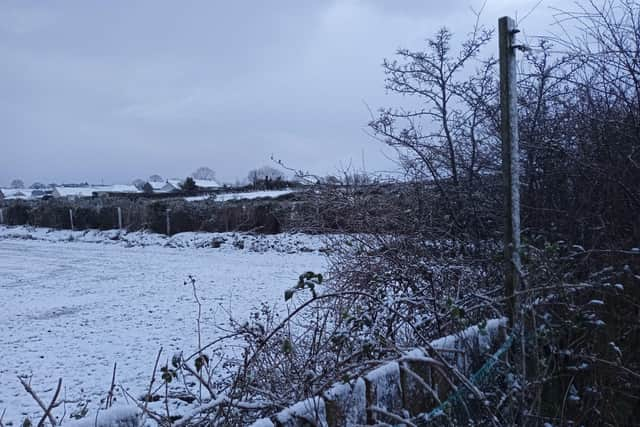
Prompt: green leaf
<box><xmin>284</xmin><ymin>289</ymin><xmax>294</xmax><ymax>301</ymax></box>
<box><xmin>171</xmin><ymin>354</ymin><xmax>182</xmax><ymax>368</ymax></box>
<box><xmin>195</xmin><ymin>354</ymin><xmax>209</xmax><ymax>372</ymax></box>
<box><xmin>282</xmin><ymin>338</ymin><xmax>293</xmax><ymax>354</ymax></box>
<box><xmin>160</xmin><ymin>365</ymin><xmax>176</xmax><ymax>383</ymax></box>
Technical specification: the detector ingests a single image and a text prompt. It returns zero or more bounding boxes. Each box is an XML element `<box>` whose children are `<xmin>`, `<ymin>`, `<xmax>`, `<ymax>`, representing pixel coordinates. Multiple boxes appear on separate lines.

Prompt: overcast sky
<box><xmin>1</xmin><ymin>0</ymin><xmax>561</xmax><ymax>186</ymax></box>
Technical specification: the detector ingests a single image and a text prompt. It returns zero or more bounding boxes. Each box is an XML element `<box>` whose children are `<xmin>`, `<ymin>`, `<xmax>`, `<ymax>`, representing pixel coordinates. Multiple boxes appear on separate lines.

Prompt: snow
<box><xmin>258</xmin><ymin>318</ymin><xmax>509</xmax><ymax>426</ymax></box>
<box><xmin>275</xmin><ymin>397</ymin><xmax>327</xmax><ymax>427</ymax></box>
<box><xmin>148</xmin><ymin>181</ymin><xmax>166</xmax><ymax>189</ymax></box>
<box><xmin>167</xmin><ymin>179</ymin><xmax>183</xmax><ymax>189</ymax></box>
<box><xmin>1</xmin><ymin>185</ymin><xmax>141</xmax><ymax>200</ymax></box>
<box><xmin>65</xmin><ymin>405</ymin><xmax>141</xmax><ymax>427</ymax></box>
<box><xmin>52</xmin><ymin>185</ymin><xmax>141</xmax><ymax>198</ymax></box>
<box><xmin>193</xmin><ymin>179</ymin><xmax>220</xmax><ymax>189</ymax></box>
<box><xmin>183</xmin><ymin>194</ymin><xmax>212</xmax><ymax>202</ymax></box>
<box><xmin>363</xmin><ymin>362</ymin><xmax>402</xmax><ymax>416</ymax></box>
<box><xmin>248</xmin><ymin>418</ymin><xmax>275</xmax><ymax>427</ymax></box>
<box><xmin>609</xmin><ymin>341</ymin><xmax>622</xmax><ymax>357</ymax></box>
<box><xmin>96</xmin><ymin>185</ymin><xmax>140</xmax><ymax>194</ymax></box>
<box><xmin>0</xmin><ymin>226</ymin><xmax>327</xmax><ymax>425</ymax></box>
<box><xmin>0</xmin><ymin>225</ymin><xmax>328</xmax><ymax>253</ymax></box>
<box><xmin>166</xmin><ymin>179</ymin><xmax>221</xmax><ymax>190</ymax></box>
<box><xmin>147</xmin><ymin>182</ymin><xmax>174</xmax><ymax>192</ymax></box>
<box><xmin>1</xmin><ymin>188</ymin><xmax>30</xmax><ymax>199</ymax></box>
<box><xmin>323</xmin><ymin>378</ymin><xmax>366</xmax><ymax>425</ymax></box>
<box><xmin>185</xmin><ymin>189</ymin><xmax>295</xmax><ymax>202</ymax></box>
<box><xmin>52</xmin><ymin>186</ymin><xmax>99</xmax><ymax>198</ymax></box>
<box><xmin>430</xmin><ymin>317</ymin><xmax>506</xmax><ymax>353</ymax></box>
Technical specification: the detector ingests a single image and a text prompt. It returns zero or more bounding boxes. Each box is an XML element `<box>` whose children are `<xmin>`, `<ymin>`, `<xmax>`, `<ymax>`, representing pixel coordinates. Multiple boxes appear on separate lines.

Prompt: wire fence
<box><xmin>412</xmin><ymin>335</ymin><xmax>515</xmax><ymax>426</ymax></box>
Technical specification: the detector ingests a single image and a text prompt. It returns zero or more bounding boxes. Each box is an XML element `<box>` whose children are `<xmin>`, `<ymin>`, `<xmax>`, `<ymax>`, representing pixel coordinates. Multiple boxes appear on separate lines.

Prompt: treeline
<box><xmin>1</xmin><ymin>183</ymin><xmax>476</xmax><ymax>236</ymax></box>
<box><xmin>0</xmin><ymin>196</ymin><xmax>295</xmax><ymax>235</ymax></box>
<box><xmin>365</xmin><ymin>16</ymin><xmax>640</xmax><ymax>249</ymax></box>
<box><xmin>0</xmin><ymin>188</ymin><xmax>422</xmax><ymax>235</ymax></box>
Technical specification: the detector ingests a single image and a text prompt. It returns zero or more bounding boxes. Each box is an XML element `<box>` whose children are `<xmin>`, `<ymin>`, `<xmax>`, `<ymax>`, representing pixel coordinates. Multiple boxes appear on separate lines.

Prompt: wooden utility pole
<box><xmin>166</xmin><ymin>208</ymin><xmax>171</xmax><ymax>236</ymax></box>
<box><xmin>499</xmin><ymin>16</ymin><xmax>522</xmax><ymax>328</ymax></box>
<box><xmin>117</xmin><ymin>207</ymin><xmax>123</xmax><ymax>230</ymax></box>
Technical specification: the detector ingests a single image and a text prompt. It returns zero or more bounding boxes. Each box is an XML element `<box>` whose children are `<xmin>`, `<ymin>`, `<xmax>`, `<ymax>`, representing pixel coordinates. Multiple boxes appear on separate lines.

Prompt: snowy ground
<box><xmin>0</xmin><ymin>226</ymin><xmax>328</xmax><ymax>424</ymax></box>
<box><xmin>184</xmin><ymin>189</ymin><xmax>295</xmax><ymax>202</ymax></box>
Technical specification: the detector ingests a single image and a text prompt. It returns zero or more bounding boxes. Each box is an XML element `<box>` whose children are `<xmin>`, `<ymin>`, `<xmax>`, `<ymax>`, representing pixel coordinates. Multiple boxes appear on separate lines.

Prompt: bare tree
<box><xmin>10</xmin><ymin>179</ymin><xmax>25</xmax><ymax>189</ymax></box>
<box><xmin>509</xmin><ymin>0</ymin><xmax>640</xmax><ymax>245</ymax></box>
<box><xmin>132</xmin><ymin>178</ymin><xmax>146</xmax><ymax>190</ymax></box>
<box><xmin>247</xmin><ymin>166</ymin><xmax>285</xmax><ymax>186</ymax></box>
<box><xmin>369</xmin><ymin>23</ymin><xmax>498</xmax><ymax>236</ymax></box>
<box><xmin>181</xmin><ymin>177</ymin><xmax>198</xmax><ymax>193</ymax></box>
<box><xmin>148</xmin><ymin>174</ymin><xmax>164</xmax><ymax>182</ymax></box>
<box><xmin>192</xmin><ymin>167</ymin><xmax>216</xmax><ymax>181</ymax></box>
<box><xmin>370</xmin><ymin>25</ymin><xmax>495</xmax><ymax>182</ymax></box>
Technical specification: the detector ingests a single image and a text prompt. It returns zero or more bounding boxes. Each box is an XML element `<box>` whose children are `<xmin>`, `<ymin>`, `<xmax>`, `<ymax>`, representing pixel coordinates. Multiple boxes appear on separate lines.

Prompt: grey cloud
<box><xmin>1</xmin><ymin>0</ymin><xmax>559</xmax><ymax>186</ymax></box>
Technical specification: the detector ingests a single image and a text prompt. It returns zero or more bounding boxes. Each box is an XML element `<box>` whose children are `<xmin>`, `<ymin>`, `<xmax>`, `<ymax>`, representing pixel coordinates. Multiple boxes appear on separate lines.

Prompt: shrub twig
<box><xmin>18</xmin><ymin>376</ymin><xmax>62</xmax><ymax>427</ymax></box>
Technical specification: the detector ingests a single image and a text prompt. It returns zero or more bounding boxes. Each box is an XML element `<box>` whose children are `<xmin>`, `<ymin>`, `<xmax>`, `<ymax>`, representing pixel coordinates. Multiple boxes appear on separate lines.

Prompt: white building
<box><xmin>148</xmin><ymin>181</ymin><xmax>178</xmax><ymax>193</ymax></box>
<box><xmin>0</xmin><ymin>188</ymin><xmax>30</xmax><ymax>199</ymax></box>
<box><xmin>52</xmin><ymin>186</ymin><xmax>97</xmax><ymax>199</ymax></box>
<box><xmin>92</xmin><ymin>185</ymin><xmax>141</xmax><ymax>196</ymax></box>
<box><xmin>52</xmin><ymin>185</ymin><xmax>141</xmax><ymax>199</ymax></box>
<box><xmin>167</xmin><ymin>179</ymin><xmax>183</xmax><ymax>191</ymax></box>
<box><xmin>164</xmin><ymin>178</ymin><xmax>221</xmax><ymax>191</ymax></box>
<box><xmin>194</xmin><ymin>179</ymin><xmax>221</xmax><ymax>190</ymax></box>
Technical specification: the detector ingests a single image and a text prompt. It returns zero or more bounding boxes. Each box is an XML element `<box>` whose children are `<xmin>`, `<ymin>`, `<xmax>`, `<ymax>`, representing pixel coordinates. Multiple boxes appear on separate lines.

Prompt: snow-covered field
<box><xmin>0</xmin><ymin>226</ymin><xmax>328</xmax><ymax>424</ymax></box>
<box><xmin>184</xmin><ymin>189</ymin><xmax>295</xmax><ymax>202</ymax></box>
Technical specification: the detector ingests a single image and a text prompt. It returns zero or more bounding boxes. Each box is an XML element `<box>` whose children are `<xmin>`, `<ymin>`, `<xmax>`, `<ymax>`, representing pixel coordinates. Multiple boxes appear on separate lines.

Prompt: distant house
<box><xmin>167</xmin><ymin>179</ymin><xmax>184</xmax><ymax>191</ymax></box>
<box><xmin>31</xmin><ymin>189</ymin><xmax>53</xmax><ymax>198</ymax></box>
<box><xmin>164</xmin><ymin>179</ymin><xmax>220</xmax><ymax>192</ymax></box>
<box><xmin>92</xmin><ymin>185</ymin><xmax>140</xmax><ymax>197</ymax></box>
<box><xmin>194</xmin><ymin>179</ymin><xmax>221</xmax><ymax>190</ymax></box>
<box><xmin>52</xmin><ymin>185</ymin><xmax>141</xmax><ymax>199</ymax></box>
<box><xmin>52</xmin><ymin>186</ymin><xmax>96</xmax><ymax>199</ymax></box>
<box><xmin>1</xmin><ymin>188</ymin><xmax>29</xmax><ymax>199</ymax></box>
<box><xmin>149</xmin><ymin>181</ymin><xmax>177</xmax><ymax>193</ymax></box>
